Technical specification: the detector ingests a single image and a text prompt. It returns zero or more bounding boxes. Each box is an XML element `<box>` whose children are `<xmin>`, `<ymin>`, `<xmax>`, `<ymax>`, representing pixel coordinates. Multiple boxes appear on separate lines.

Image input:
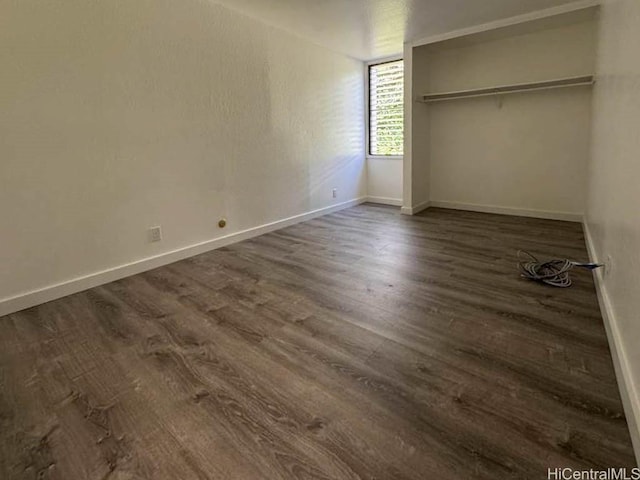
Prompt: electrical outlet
<box><xmin>149</xmin><ymin>226</ymin><xmax>162</xmax><ymax>243</ymax></box>
<box><xmin>332</xmin><ymin>188</ymin><xmax>337</xmax><ymax>199</ymax></box>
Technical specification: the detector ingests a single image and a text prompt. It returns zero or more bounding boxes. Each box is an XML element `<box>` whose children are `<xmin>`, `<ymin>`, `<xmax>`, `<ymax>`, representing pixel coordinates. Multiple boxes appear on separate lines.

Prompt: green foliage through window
<box><xmin>369</xmin><ymin>60</ymin><xmax>404</xmax><ymax>156</ymax></box>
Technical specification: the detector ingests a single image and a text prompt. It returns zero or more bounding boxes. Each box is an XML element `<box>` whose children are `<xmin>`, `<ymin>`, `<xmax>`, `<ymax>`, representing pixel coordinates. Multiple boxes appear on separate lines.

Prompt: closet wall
<box><xmin>410</xmin><ymin>9</ymin><xmax>597</xmax><ymax>220</ymax></box>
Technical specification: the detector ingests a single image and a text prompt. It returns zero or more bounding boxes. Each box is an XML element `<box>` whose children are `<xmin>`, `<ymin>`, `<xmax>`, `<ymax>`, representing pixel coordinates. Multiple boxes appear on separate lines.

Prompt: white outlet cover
<box><xmin>149</xmin><ymin>226</ymin><xmax>162</xmax><ymax>243</ymax></box>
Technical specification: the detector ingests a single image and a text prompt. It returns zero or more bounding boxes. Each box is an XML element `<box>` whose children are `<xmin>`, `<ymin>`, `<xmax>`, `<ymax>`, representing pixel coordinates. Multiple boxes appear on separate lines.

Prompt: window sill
<box><xmin>366</xmin><ymin>155</ymin><xmax>403</xmax><ymax>160</ymax></box>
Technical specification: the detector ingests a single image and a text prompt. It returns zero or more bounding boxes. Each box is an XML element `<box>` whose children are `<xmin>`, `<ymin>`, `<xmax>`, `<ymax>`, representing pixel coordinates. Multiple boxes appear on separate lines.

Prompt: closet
<box><xmin>403</xmin><ymin>7</ymin><xmax>598</xmax><ymax>221</ymax></box>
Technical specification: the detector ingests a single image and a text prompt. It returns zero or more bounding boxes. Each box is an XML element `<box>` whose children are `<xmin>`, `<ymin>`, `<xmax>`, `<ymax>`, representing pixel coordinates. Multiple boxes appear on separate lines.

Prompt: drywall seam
<box><xmin>583</xmin><ymin>221</ymin><xmax>640</xmax><ymax>463</ymax></box>
<box><xmin>0</xmin><ymin>197</ymin><xmax>367</xmax><ymax>317</ymax></box>
<box><xmin>429</xmin><ymin>201</ymin><xmax>583</xmax><ymax>222</ymax></box>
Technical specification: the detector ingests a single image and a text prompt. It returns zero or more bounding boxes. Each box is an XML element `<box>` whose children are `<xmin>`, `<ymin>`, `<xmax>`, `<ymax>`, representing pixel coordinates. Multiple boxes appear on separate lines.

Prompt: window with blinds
<box><xmin>369</xmin><ymin>60</ymin><xmax>404</xmax><ymax>156</ymax></box>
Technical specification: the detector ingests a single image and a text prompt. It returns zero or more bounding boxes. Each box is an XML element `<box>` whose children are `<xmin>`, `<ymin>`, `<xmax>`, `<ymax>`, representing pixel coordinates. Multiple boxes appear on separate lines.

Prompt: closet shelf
<box><xmin>419</xmin><ymin>75</ymin><xmax>594</xmax><ymax>103</ymax></box>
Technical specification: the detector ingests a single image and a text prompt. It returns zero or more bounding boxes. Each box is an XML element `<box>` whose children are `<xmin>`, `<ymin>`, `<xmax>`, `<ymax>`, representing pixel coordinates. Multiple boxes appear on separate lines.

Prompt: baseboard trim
<box><xmin>584</xmin><ymin>222</ymin><xmax>640</xmax><ymax>463</ymax></box>
<box><xmin>0</xmin><ymin>197</ymin><xmax>367</xmax><ymax>317</ymax></box>
<box><xmin>366</xmin><ymin>196</ymin><xmax>403</xmax><ymax>207</ymax></box>
<box><xmin>429</xmin><ymin>201</ymin><xmax>583</xmax><ymax>222</ymax></box>
<box><xmin>401</xmin><ymin>200</ymin><xmax>431</xmax><ymax>216</ymax></box>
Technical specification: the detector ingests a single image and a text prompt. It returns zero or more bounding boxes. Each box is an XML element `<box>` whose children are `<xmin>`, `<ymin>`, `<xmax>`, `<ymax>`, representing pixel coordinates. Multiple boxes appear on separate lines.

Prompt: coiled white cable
<box><xmin>517</xmin><ymin>250</ymin><xmax>602</xmax><ymax>288</ymax></box>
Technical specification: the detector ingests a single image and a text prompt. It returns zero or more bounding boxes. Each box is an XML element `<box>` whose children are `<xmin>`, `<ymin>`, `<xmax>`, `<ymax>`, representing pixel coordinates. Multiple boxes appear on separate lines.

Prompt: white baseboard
<box><xmin>0</xmin><ymin>197</ymin><xmax>367</xmax><ymax>317</ymax></box>
<box><xmin>366</xmin><ymin>196</ymin><xmax>403</xmax><ymax>207</ymax></box>
<box><xmin>584</xmin><ymin>222</ymin><xmax>640</xmax><ymax>463</ymax></box>
<box><xmin>429</xmin><ymin>200</ymin><xmax>583</xmax><ymax>223</ymax></box>
<box><xmin>401</xmin><ymin>200</ymin><xmax>431</xmax><ymax>216</ymax></box>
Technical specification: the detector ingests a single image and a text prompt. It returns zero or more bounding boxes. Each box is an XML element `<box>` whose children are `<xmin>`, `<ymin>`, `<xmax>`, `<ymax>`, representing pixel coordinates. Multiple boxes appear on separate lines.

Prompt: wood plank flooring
<box><xmin>0</xmin><ymin>204</ymin><xmax>635</xmax><ymax>479</ymax></box>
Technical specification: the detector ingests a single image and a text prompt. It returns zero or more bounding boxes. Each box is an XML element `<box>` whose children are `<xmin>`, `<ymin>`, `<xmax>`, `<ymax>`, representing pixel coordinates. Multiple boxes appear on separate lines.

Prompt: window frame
<box><xmin>366</xmin><ymin>55</ymin><xmax>404</xmax><ymax>160</ymax></box>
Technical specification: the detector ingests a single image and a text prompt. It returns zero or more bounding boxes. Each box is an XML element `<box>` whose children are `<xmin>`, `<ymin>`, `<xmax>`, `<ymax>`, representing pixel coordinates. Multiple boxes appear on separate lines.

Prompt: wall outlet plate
<box><xmin>149</xmin><ymin>226</ymin><xmax>162</xmax><ymax>243</ymax></box>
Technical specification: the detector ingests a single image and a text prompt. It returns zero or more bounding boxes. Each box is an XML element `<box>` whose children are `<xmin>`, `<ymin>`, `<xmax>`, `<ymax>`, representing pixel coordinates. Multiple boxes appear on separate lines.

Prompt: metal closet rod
<box><xmin>419</xmin><ymin>75</ymin><xmax>594</xmax><ymax>103</ymax></box>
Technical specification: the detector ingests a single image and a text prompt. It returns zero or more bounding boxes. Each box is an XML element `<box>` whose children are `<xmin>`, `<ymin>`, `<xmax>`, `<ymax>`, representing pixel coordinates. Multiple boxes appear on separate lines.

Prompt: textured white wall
<box><xmin>412</xmin><ymin>18</ymin><xmax>596</xmax><ymax>218</ymax></box>
<box><xmin>366</xmin><ymin>159</ymin><xmax>403</xmax><ymax>203</ymax></box>
<box><xmin>411</xmin><ymin>46</ymin><xmax>433</xmax><ymax>209</ymax></box>
<box><xmin>428</xmin><ymin>88</ymin><xmax>592</xmax><ymax>216</ymax></box>
<box><xmin>0</xmin><ymin>0</ymin><xmax>365</xmax><ymax>303</ymax></box>
<box><xmin>586</xmin><ymin>0</ymin><xmax>640</xmax><ymax>452</ymax></box>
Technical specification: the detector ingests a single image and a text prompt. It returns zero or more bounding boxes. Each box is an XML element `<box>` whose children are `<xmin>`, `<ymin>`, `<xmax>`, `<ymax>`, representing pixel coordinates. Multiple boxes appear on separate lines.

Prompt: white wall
<box><xmin>586</xmin><ymin>0</ymin><xmax>640</xmax><ymax>456</ymax></box>
<box><xmin>411</xmin><ymin>45</ymin><xmax>433</xmax><ymax>210</ymax></box>
<box><xmin>412</xmin><ymin>16</ymin><xmax>596</xmax><ymax>220</ymax></box>
<box><xmin>0</xmin><ymin>0</ymin><xmax>365</xmax><ymax>308</ymax></box>
<box><xmin>366</xmin><ymin>158</ymin><xmax>403</xmax><ymax>204</ymax></box>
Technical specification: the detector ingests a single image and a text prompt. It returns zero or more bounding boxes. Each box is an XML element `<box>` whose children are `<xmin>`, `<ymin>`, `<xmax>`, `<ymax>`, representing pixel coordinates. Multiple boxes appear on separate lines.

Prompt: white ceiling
<box><xmin>213</xmin><ymin>0</ymin><xmax>589</xmax><ymax>60</ymax></box>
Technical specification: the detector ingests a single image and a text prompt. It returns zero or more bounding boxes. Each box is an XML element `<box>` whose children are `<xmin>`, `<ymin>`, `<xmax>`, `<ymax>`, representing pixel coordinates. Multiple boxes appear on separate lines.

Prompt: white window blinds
<box><xmin>369</xmin><ymin>60</ymin><xmax>404</xmax><ymax>156</ymax></box>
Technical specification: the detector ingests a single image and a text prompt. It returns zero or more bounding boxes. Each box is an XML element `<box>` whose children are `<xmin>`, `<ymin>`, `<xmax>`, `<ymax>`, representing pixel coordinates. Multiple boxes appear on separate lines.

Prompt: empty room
<box><xmin>1</xmin><ymin>0</ymin><xmax>639</xmax><ymax>478</ymax></box>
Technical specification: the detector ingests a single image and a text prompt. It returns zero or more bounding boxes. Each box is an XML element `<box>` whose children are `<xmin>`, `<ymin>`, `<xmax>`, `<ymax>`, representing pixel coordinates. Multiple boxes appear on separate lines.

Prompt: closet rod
<box><xmin>419</xmin><ymin>75</ymin><xmax>594</xmax><ymax>103</ymax></box>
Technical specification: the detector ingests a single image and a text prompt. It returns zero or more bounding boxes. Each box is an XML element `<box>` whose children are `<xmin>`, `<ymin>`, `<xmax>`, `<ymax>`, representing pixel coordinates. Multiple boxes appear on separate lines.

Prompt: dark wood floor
<box><xmin>0</xmin><ymin>204</ymin><xmax>635</xmax><ymax>479</ymax></box>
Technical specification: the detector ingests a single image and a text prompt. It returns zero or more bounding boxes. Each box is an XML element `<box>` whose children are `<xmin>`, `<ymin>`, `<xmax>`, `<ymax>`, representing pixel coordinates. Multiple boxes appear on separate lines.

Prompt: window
<box><xmin>368</xmin><ymin>60</ymin><xmax>404</xmax><ymax>156</ymax></box>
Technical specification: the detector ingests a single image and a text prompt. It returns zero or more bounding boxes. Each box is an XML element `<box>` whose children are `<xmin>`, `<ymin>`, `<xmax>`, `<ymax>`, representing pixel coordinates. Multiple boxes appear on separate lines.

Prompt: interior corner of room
<box><xmin>1</xmin><ymin>0</ymin><xmax>639</xmax><ymax>476</ymax></box>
